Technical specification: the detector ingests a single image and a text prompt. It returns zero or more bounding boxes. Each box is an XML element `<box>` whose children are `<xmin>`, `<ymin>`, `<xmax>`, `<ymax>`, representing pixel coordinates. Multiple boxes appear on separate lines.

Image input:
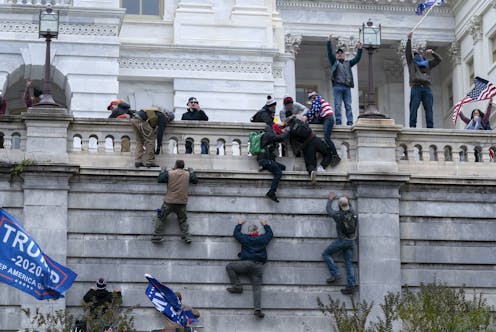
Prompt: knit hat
<box><xmin>247</xmin><ymin>224</ymin><xmax>258</xmax><ymax>233</ymax></box>
<box><xmin>307</xmin><ymin>91</ymin><xmax>318</xmax><ymax>99</ymax></box>
<box><xmin>96</xmin><ymin>278</ymin><xmax>107</xmax><ymax>289</ymax></box>
<box><xmin>283</xmin><ymin>96</ymin><xmax>294</xmax><ymax>105</ymax></box>
<box><xmin>338</xmin><ymin>197</ymin><xmax>350</xmax><ymax>211</ymax></box>
<box><xmin>265</xmin><ymin>95</ymin><xmax>277</xmax><ymax>106</ymax></box>
<box><xmin>165</xmin><ymin>110</ymin><xmax>175</xmax><ymax>121</ymax></box>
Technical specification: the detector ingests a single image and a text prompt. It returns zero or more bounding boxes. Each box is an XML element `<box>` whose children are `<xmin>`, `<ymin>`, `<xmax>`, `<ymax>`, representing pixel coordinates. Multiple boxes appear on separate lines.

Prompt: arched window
<box><xmin>232</xmin><ymin>139</ymin><xmax>241</xmax><ymax>156</ymax></box>
<box><xmin>413</xmin><ymin>144</ymin><xmax>423</xmax><ymax>161</ymax></box>
<box><xmin>459</xmin><ymin>145</ymin><xmax>467</xmax><ymax>162</ymax></box>
<box><xmin>105</xmin><ymin>136</ymin><xmax>114</xmax><ymax>153</ymax></box>
<box><xmin>399</xmin><ymin>144</ymin><xmax>408</xmax><ymax>160</ymax></box>
<box><xmin>429</xmin><ymin>145</ymin><xmax>438</xmax><ymax>161</ymax></box>
<box><xmin>216</xmin><ymin>139</ymin><xmax>225</xmax><ymax>155</ymax></box>
<box><xmin>185</xmin><ymin>138</ymin><xmax>194</xmax><ymax>154</ymax></box>
<box><xmin>11</xmin><ymin>133</ymin><xmax>21</xmax><ymax>150</ymax></box>
<box><xmin>443</xmin><ymin>146</ymin><xmax>452</xmax><ymax>162</ymax></box>
<box><xmin>88</xmin><ymin>135</ymin><xmax>98</xmax><ymax>152</ymax></box>
<box><xmin>121</xmin><ymin>136</ymin><xmax>131</xmax><ymax>153</ymax></box>
<box><xmin>201</xmin><ymin>138</ymin><xmax>210</xmax><ymax>155</ymax></box>
<box><xmin>72</xmin><ymin>135</ymin><xmax>82</xmax><ymax>152</ymax></box>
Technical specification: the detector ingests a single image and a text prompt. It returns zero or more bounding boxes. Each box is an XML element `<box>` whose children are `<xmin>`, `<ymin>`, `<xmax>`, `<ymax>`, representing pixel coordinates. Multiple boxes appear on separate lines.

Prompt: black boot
<box><xmin>266</xmin><ymin>191</ymin><xmax>279</xmax><ymax>203</ymax></box>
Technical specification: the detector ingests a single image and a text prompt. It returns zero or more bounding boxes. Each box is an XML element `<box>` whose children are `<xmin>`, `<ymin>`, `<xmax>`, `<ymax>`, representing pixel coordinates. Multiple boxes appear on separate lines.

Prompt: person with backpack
<box><xmin>322</xmin><ymin>192</ymin><xmax>357</xmax><ymax>295</ymax></box>
<box><xmin>255</xmin><ymin>123</ymin><xmax>290</xmax><ymax>202</ymax></box>
<box><xmin>284</xmin><ymin>111</ymin><xmax>339</xmax><ymax>182</ymax></box>
<box><xmin>250</xmin><ymin>95</ymin><xmax>277</xmax><ymax>126</ymax></box>
<box><xmin>131</xmin><ymin>107</ymin><xmax>174</xmax><ymax>168</ymax></box>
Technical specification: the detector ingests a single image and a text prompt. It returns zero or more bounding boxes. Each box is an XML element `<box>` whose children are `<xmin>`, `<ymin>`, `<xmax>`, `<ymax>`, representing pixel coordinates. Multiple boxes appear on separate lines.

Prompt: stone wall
<box><xmin>1</xmin><ymin>112</ymin><xmax>496</xmax><ymax>331</ymax></box>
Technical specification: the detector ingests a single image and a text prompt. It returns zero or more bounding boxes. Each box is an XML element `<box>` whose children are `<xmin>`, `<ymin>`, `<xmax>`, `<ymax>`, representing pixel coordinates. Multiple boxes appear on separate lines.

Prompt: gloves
<box><xmin>155</xmin><ymin>146</ymin><xmax>161</xmax><ymax>155</ymax></box>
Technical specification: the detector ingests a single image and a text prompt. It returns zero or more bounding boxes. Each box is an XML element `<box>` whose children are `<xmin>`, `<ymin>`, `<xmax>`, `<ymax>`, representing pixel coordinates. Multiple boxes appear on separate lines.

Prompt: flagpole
<box><xmin>410</xmin><ymin>4</ymin><xmax>437</xmax><ymax>33</ymax></box>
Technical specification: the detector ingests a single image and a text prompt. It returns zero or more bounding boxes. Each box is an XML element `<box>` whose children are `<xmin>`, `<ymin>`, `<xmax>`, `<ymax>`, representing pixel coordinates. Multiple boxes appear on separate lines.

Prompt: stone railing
<box><xmin>5</xmin><ymin>0</ymin><xmax>72</xmax><ymax>6</ymax></box>
<box><xmin>2</xmin><ymin>115</ymin><xmax>496</xmax><ymax>178</ymax></box>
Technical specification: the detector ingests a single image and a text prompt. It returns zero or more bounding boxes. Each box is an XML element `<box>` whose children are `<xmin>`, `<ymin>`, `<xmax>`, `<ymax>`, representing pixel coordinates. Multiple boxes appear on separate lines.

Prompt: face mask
<box><xmin>473</xmin><ymin>115</ymin><xmax>480</xmax><ymax>122</ymax></box>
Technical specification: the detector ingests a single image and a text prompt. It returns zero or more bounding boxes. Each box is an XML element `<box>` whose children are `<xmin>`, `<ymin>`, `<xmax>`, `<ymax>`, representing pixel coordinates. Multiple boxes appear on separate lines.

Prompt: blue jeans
<box><xmin>333</xmin><ymin>84</ymin><xmax>353</xmax><ymax>125</ymax></box>
<box><xmin>260</xmin><ymin>159</ymin><xmax>285</xmax><ymax>193</ymax></box>
<box><xmin>409</xmin><ymin>85</ymin><xmax>433</xmax><ymax>128</ymax></box>
<box><xmin>310</xmin><ymin>117</ymin><xmax>338</xmax><ymax>156</ymax></box>
<box><xmin>322</xmin><ymin>239</ymin><xmax>355</xmax><ymax>286</ymax></box>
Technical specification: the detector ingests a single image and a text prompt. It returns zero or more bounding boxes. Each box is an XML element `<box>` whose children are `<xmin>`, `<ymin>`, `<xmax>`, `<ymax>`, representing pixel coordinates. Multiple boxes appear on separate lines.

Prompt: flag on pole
<box><xmin>145</xmin><ymin>274</ymin><xmax>198</xmax><ymax>327</ymax></box>
<box><xmin>452</xmin><ymin>76</ymin><xmax>496</xmax><ymax>124</ymax></box>
<box><xmin>416</xmin><ymin>0</ymin><xmax>445</xmax><ymax>15</ymax></box>
<box><xmin>0</xmin><ymin>208</ymin><xmax>77</xmax><ymax>300</ymax></box>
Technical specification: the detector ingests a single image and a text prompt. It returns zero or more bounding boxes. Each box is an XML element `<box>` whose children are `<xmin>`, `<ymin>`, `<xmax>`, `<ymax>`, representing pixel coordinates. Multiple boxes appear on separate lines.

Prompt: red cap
<box><xmin>283</xmin><ymin>96</ymin><xmax>293</xmax><ymax>105</ymax></box>
<box><xmin>107</xmin><ymin>100</ymin><xmax>119</xmax><ymax>110</ymax></box>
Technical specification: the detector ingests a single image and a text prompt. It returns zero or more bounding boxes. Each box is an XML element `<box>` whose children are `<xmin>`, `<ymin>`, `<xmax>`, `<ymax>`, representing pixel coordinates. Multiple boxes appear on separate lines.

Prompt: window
<box><xmin>491</xmin><ymin>34</ymin><xmax>496</xmax><ymax>63</ymax></box>
<box><xmin>466</xmin><ymin>58</ymin><xmax>474</xmax><ymax>86</ymax></box>
<box><xmin>121</xmin><ymin>0</ymin><xmax>162</xmax><ymax>17</ymax></box>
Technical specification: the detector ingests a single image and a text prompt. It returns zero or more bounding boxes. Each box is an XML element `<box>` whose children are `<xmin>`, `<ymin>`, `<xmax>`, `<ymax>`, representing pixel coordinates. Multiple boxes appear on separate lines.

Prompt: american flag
<box><xmin>452</xmin><ymin>76</ymin><xmax>496</xmax><ymax>124</ymax></box>
<box><xmin>416</xmin><ymin>0</ymin><xmax>445</xmax><ymax>15</ymax></box>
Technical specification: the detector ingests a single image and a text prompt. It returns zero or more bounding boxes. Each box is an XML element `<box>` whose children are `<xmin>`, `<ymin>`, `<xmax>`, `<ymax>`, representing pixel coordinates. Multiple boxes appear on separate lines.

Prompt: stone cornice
<box><xmin>276</xmin><ymin>0</ymin><xmax>453</xmax><ymax>15</ymax></box>
<box><xmin>119</xmin><ymin>57</ymin><xmax>274</xmax><ymax>75</ymax></box>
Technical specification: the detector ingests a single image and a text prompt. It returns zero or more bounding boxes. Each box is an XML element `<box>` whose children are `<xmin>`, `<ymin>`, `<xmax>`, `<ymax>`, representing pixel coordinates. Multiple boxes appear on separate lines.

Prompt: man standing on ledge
<box><xmin>327</xmin><ymin>34</ymin><xmax>362</xmax><ymax>126</ymax></box>
<box><xmin>152</xmin><ymin>159</ymin><xmax>198</xmax><ymax>244</ymax></box>
<box><xmin>226</xmin><ymin>218</ymin><xmax>273</xmax><ymax>318</ymax></box>
<box><xmin>406</xmin><ymin>31</ymin><xmax>442</xmax><ymax>128</ymax></box>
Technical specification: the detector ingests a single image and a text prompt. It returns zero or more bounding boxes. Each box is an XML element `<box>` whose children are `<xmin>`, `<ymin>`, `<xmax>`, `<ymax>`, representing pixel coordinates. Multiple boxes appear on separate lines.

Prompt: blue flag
<box><xmin>0</xmin><ymin>208</ymin><xmax>77</xmax><ymax>300</ymax></box>
<box><xmin>416</xmin><ymin>0</ymin><xmax>444</xmax><ymax>15</ymax></box>
<box><xmin>145</xmin><ymin>274</ymin><xmax>198</xmax><ymax>327</ymax></box>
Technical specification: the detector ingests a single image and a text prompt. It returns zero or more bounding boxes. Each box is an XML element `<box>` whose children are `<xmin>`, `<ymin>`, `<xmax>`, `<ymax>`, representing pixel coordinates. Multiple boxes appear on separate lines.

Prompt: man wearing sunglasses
<box><xmin>181</xmin><ymin>97</ymin><xmax>209</xmax><ymax>121</ymax></box>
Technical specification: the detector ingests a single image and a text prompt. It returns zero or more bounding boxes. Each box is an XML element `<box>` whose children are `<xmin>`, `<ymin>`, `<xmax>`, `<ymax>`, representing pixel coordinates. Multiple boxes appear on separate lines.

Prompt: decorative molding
<box><xmin>0</xmin><ymin>21</ymin><xmax>118</xmax><ymax>36</ymax></box>
<box><xmin>276</xmin><ymin>0</ymin><xmax>452</xmax><ymax>15</ymax></box>
<box><xmin>119</xmin><ymin>57</ymin><xmax>273</xmax><ymax>75</ymax></box>
<box><xmin>285</xmin><ymin>33</ymin><xmax>302</xmax><ymax>57</ymax></box>
<box><xmin>469</xmin><ymin>15</ymin><xmax>482</xmax><ymax>44</ymax></box>
<box><xmin>448</xmin><ymin>41</ymin><xmax>461</xmax><ymax>65</ymax></box>
<box><xmin>6</xmin><ymin>0</ymin><xmax>72</xmax><ymax>6</ymax></box>
<box><xmin>272</xmin><ymin>66</ymin><xmax>283</xmax><ymax>79</ymax></box>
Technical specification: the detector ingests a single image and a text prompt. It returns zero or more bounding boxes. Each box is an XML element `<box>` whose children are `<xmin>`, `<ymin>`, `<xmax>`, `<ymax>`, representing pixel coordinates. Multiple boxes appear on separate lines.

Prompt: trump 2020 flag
<box><xmin>452</xmin><ymin>76</ymin><xmax>496</xmax><ymax>124</ymax></box>
<box><xmin>416</xmin><ymin>0</ymin><xmax>445</xmax><ymax>15</ymax></box>
<box><xmin>0</xmin><ymin>208</ymin><xmax>77</xmax><ymax>300</ymax></box>
<box><xmin>145</xmin><ymin>274</ymin><xmax>198</xmax><ymax>327</ymax></box>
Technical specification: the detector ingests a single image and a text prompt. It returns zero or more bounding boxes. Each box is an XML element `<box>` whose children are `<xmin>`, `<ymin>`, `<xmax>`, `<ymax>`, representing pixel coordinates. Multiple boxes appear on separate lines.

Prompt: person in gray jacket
<box><xmin>406</xmin><ymin>31</ymin><xmax>442</xmax><ymax>128</ymax></box>
<box><xmin>279</xmin><ymin>96</ymin><xmax>308</xmax><ymax>122</ymax></box>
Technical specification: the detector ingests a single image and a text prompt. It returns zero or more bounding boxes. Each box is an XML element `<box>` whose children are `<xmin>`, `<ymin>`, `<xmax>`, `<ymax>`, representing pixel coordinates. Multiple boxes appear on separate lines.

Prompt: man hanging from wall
<box><xmin>152</xmin><ymin>159</ymin><xmax>198</xmax><ymax>244</ymax></box>
<box><xmin>131</xmin><ymin>106</ymin><xmax>174</xmax><ymax>168</ymax></box>
<box><xmin>225</xmin><ymin>218</ymin><xmax>273</xmax><ymax>319</ymax></box>
<box><xmin>322</xmin><ymin>192</ymin><xmax>358</xmax><ymax>295</ymax></box>
<box><xmin>406</xmin><ymin>31</ymin><xmax>442</xmax><ymax>128</ymax></box>
<box><xmin>327</xmin><ymin>34</ymin><xmax>362</xmax><ymax>126</ymax></box>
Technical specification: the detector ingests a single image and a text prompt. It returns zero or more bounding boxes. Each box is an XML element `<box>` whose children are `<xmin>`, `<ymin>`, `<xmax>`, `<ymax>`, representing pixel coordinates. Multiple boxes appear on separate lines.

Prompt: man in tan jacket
<box><xmin>152</xmin><ymin>160</ymin><xmax>198</xmax><ymax>244</ymax></box>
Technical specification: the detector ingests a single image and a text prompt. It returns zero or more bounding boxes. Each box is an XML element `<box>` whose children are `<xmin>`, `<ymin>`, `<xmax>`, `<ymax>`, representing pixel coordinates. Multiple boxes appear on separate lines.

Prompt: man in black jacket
<box><xmin>257</xmin><ymin>124</ymin><xmax>290</xmax><ymax>202</ymax></box>
<box><xmin>83</xmin><ymin>278</ymin><xmax>122</xmax><ymax>314</ymax></box>
<box><xmin>226</xmin><ymin>218</ymin><xmax>273</xmax><ymax>318</ymax></box>
<box><xmin>181</xmin><ymin>97</ymin><xmax>209</xmax><ymax>121</ymax></box>
<box><xmin>251</xmin><ymin>95</ymin><xmax>277</xmax><ymax>126</ymax></box>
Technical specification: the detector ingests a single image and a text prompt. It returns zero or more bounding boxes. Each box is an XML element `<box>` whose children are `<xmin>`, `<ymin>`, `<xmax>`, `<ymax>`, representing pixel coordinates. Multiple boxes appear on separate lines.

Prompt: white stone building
<box><xmin>1</xmin><ymin>0</ymin><xmax>495</xmax><ymax>127</ymax></box>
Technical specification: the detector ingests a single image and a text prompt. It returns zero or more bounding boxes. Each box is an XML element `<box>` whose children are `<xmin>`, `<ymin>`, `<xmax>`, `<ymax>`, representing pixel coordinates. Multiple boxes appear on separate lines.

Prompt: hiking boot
<box><xmin>266</xmin><ymin>191</ymin><xmax>279</xmax><ymax>203</ymax></box>
<box><xmin>310</xmin><ymin>170</ymin><xmax>316</xmax><ymax>183</ymax></box>
<box><xmin>135</xmin><ymin>162</ymin><xmax>144</xmax><ymax>168</ymax></box>
<box><xmin>145</xmin><ymin>163</ymin><xmax>160</xmax><ymax>168</ymax></box>
<box><xmin>254</xmin><ymin>309</ymin><xmax>265</xmax><ymax>318</ymax></box>
<box><xmin>151</xmin><ymin>236</ymin><xmax>163</xmax><ymax>244</ymax></box>
<box><xmin>317</xmin><ymin>165</ymin><xmax>325</xmax><ymax>172</ymax></box>
<box><xmin>340</xmin><ymin>285</ymin><xmax>355</xmax><ymax>295</ymax></box>
<box><xmin>226</xmin><ymin>286</ymin><xmax>243</xmax><ymax>294</ymax></box>
<box><xmin>326</xmin><ymin>274</ymin><xmax>343</xmax><ymax>284</ymax></box>
<box><xmin>330</xmin><ymin>155</ymin><xmax>341</xmax><ymax>167</ymax></box>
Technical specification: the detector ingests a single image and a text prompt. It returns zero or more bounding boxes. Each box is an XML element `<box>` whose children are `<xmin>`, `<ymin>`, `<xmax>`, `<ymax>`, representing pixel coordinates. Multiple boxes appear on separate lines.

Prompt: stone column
<box><xmin>449</xmin><ymin>41</ymin><xmax>463</xmax><ymax>102</ymax></box>
<box><xmin>469</xmin><ymin>15</ymin><xmax>483</xmax><ymax>76</ymax></box>
<box><xmin>18</xmin><ymin>165</ymin><xmax>79</xmax><ymax>330</ymax></box>
<box><xmin>351</xmin><ymin>117</ymin><xmax>405</xmax><ymax>330</ymax></box>
<box><xmin>21</xmin><ymin>107</ymin><xmax>73</xmax><ymax>164</ymax></box>
<box><xmin>283</xmin><ymin>34</ymin><xmax>302</xmax><ymax>98</ymax></box>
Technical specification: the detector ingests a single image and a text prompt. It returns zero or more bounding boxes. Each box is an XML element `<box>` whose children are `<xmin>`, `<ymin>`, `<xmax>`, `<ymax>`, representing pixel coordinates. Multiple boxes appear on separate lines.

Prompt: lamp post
<box><xmin>359</xmin><ymin>19</ymin><xmax>385</xmax><ymax>118</ymax></box>
<box><xmin>36</xmin><ymin>5</ymin><xmax>59</xmax><ymax>107</ymax></box>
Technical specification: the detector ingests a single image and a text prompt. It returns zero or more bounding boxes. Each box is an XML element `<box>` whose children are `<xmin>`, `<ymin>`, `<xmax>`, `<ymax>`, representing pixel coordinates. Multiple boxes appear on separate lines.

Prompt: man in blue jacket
<box><xmin>327</xmin><ymin>34</ymin><xmax>362</xmax><ymax>126</ymax></box>
<box><xmin>225</xmin><ymin>218</ymin><xmax>273</xmax><ymax>318</ymax></box>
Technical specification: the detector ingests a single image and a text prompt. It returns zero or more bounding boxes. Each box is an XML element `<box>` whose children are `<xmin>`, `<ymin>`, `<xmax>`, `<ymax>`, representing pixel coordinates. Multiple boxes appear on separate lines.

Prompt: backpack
<box><xmin>248</xmin><ymin>131</ymin><xmax>266</xmax><ymax>155</ymax></box>
<box><xmin>339</xmin><ymin>210</ymin><xmax>358</xmax><ymax>238</ymax></box>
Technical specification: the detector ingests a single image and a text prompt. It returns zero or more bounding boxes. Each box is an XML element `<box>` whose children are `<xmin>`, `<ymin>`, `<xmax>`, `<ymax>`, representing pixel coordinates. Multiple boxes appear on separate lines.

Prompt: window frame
<box><xmin>120</xmin><ymin>0</ymin><xmax>163</xmax><ymax>20</ymax></box>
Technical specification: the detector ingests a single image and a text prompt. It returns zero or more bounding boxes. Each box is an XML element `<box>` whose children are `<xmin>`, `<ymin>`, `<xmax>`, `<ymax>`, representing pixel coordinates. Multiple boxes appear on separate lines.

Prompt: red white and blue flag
<box><xmin>416</xmin><ymin>0</ymin><xmax>445</xmax><ymax>15</ymax></box>
<box><xmin>0</xmin><ymin>208</ymin><xmax>77</xmax><ymax>300</ymax></box>
<box><xmin>452</xmin><ymin>76</ymin><xmax>496</xmax><ymax>124</ymax></box>
<box><xmin>145</xmin><ymin>274</ymin><xmax>198</xmax><ymax>327</ymax></box>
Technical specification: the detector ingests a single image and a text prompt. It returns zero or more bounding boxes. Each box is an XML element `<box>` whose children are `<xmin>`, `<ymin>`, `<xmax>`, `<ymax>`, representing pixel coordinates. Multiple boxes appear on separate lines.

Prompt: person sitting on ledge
<box><xmin>24</xmin><ymin>80</ymin><xmax>43</xmax><ymax>108</ymax></box>
<box><xmin>251</xmin><ymin>95</ymin><xmax>277</xmax><ymax>126</ymax></box>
